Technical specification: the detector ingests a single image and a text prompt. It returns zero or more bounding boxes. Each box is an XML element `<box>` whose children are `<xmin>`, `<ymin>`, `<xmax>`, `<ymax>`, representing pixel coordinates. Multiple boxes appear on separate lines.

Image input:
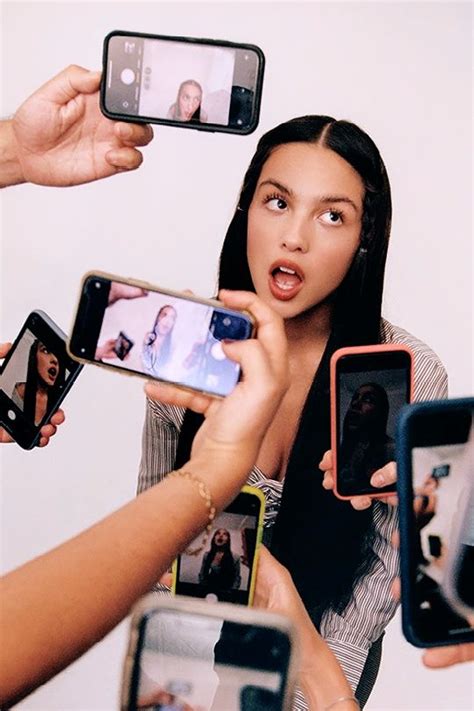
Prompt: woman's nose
<box><xmin>280</xmin><ymin>218</ymin><xmax>310</xmax><ymax>253</ymax></box>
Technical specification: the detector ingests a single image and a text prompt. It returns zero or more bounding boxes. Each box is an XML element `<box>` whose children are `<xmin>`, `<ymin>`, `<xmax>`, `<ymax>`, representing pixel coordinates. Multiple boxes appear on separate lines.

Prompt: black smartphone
<box><xmin>172</xmin><ymin>486</ymin><xmax>265</xmax><ymax>605</ymax></box>
<box><xmin>397</xmin><ymin>397</ymin><xmax>474</xmax><ymax>647</ymax></box>
<box><xmin>68</xmin><ymin>272</ymin><xmax>255</xmax><ymax>398</ymax></box>
<box><xmin>330</xmin><ymin>344</ymin><xmax>413</xmax><ymax>499</ymax></box>
<box><xmin>0</xmin><ymin>311</ymin><xmax>82</xmax><ymax>449</ymax></box>
<box><xmin>120</xmin><ymin>596</ymin><xmax>295</xmax><ymax>711</ymax></box>
<box><xmin>101</xmin><ymin>30</ymin><xmax>265</xmax><ymax>135</ymax></box>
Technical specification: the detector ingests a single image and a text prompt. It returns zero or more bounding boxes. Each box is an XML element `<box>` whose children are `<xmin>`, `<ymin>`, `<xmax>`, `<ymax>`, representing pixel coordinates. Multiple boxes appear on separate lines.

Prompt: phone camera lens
<box><xmin>94</xmin><ymin>281</ymin><xmax>102</xmax><ymax>290</ymax></box>
<box><xmin>30</xmin><ymin>315</ymin><xmax>38</xmax><ymax>326</ymax></box>
<box><xmin>223</xmin><ymin>317</ymin><xmax>231</xmax><ymax>327</ymax></box>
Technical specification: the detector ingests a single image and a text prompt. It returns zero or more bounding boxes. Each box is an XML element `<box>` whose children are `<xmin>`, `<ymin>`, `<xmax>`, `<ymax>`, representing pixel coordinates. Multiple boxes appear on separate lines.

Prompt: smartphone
<box><xmin>172</xmin><ymin>485</ymin><xmax>265</xmax><ymax>605</ymax></box>
<box><xmin>120</xmin><ymin>595</ymin><xmax>295</xmax><ymax>711</ymax></box>
<box><xmin>397</xmin><ymin>397</ymin><xmax>474</xmax><ymax>647</ymax></box>
<box><xmin>330</xmin><ymin>344</ymin><xmax>413</xmax><ymax>499</ymax></box>
<box><xmin>0</xmin><ymin>311</ymin><xmax>82</xmax><ymax>449</ymax></box>
<box><xmin>101</xmin><ymin>30</ymin><xmax>265</xmax><ymax>135</ymax></box>
<box><xmin>68</xmin><ymin>272</ymin><xmax>255</xmax><ymax>398</ymax></box>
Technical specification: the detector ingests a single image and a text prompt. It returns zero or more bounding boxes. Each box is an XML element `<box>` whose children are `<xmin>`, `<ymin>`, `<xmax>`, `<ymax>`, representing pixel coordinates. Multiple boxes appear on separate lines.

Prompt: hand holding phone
<box><xmin>0</xmin><ymin>312</ymin><xmax>82</xmax><ymax>449</ymax></box>
<box><xmin>101</xmin><ymin>30</ymin><xmax>265</xmax><ymax>135</ymax></box>
<box><xmin>330</xmin><ymin>344</ymin><xmax>413</xmax><ymax>500</ymax></box>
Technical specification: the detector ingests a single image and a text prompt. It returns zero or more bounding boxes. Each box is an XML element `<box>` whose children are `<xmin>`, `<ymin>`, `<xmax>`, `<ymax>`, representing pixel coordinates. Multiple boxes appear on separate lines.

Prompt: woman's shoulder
<box><xmin>146</xmin><ymin>397</ymin><xmax>186</xmax><ymax>430</ymax></box>
<box><xmin>380</xmin><ymin>318</ymin><xmax>448</xmax><ymax>401</ymax></box>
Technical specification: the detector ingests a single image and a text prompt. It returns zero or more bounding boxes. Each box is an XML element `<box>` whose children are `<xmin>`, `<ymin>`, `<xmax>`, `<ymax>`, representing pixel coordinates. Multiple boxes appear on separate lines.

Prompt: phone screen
<box><xmin>334</xmin><ymin>348</ymin><xmax>412</xmax><ymax>497</ymax></box>
<box><xmin>69</xmin><ymin>275</ymin><xmax>254</xmax><ymax>397</ymax></box>
<box><xmin>129</xmin><ymin>609</ymin><xmax>290</xmax><ymax>711</ymax></box>
<box><xmin>102</xmin><ymin>31</ymin><xmax>264</xmax><ymax>133</ymax></box>
<box><xmin>404</xmin><ymin>405</ymin><xmax>474</xmax><ymax>645</ymax></box>
<box><xmin>0</xmin><ymin>312</ymin><xmax>82</xmax><ymax>449</ymax></box>
<box><xmin>173</xmin><ymin>489</ymin><xmax>264</xmax><ymax>605</ymax></box>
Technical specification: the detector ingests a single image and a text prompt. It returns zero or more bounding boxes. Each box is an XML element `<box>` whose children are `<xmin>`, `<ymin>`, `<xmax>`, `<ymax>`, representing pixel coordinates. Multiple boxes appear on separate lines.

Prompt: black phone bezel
<box><xmin>335</xmin><ymin>349</ymin><xmax>412</xmax><ymax>497</ymax></box>
<box><xmin>100</xmin><ymin>29</ymin><xmax>265</xmax><ymax>135</ymax></box>
<box><xmin>397</xmin><ymin>398</ymin><xmax>474</xmax><ymax>648</ymax></box>
<box><xmin>173</xmin><ymin>490</ymin><xmax>263</xmax><ymax>604</ymax></box>
<box><xmin>0</xmin><ymin>311</ymin><xmax>83</xmax><ymax>449</ymax></box>
<box><xmin>68</xmin><ymin>273</ymin><xmax>255</xmax><ymax>398</ymax></box>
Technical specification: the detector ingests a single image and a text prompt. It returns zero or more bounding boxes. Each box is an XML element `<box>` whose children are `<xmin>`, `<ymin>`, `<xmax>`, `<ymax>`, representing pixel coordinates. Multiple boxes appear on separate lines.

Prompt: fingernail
<box><xmin>373</xmin><ymin>473</ymin><xmax>385</xmax><ymax>486</ymax></box>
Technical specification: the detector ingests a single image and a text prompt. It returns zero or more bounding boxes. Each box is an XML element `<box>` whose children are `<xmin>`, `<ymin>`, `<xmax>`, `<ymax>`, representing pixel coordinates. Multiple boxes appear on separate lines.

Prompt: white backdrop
<box><xmin>1</xmin><ymin>1</ymin><xmax>472</xmax><ymax>709</ymax></box>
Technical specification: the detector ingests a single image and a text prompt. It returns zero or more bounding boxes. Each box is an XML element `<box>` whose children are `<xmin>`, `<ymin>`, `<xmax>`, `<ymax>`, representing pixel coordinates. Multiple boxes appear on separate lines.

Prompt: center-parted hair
<box><xmin>176</xmin><ymin>115</ymin><xmax>392</xmax><ymax>619</ymax></box>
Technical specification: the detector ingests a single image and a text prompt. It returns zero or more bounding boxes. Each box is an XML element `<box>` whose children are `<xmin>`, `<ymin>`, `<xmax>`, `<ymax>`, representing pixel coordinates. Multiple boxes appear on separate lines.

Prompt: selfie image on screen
<box><xmin>411</xmin><ymin>435</ymin><xmax>473</xmax><ymax>640</ymax></box>
<box><xmin>0</xmin><ymin>329</ymin><xmax>69</xmax><ymax>426</ymax></box>
<box><xmin>134</xmin><ymin>611</ymin><xmax>285</xmax><ymax>710</ymax></box>
<box><xmin>94</xmin><ymin>281</ymin><xmax>248</xmax><ymax>396</ymax></box>
<box><xmin>105</xmin><ymin>34</ymin><xmax>260</xmax><ymax>129</ymax></box>
<box><xmin>338</xmin><ymin>368</ymin><xmax>408</xmax><ymax>492</ymax></box>
<box><xmin>176</xmin><ymin>511</ymin><xmax>257</xmax><ymax>603</ymax></box>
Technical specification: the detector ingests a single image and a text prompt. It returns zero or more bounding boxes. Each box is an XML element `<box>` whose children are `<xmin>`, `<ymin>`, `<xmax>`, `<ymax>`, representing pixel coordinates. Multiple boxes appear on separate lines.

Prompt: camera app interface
<box><xmin>0</xmin><ymin>327</ymin><xmax>73</xmax><ymax>427</ymax></box>
<box><xmin>176</xmin><ymin>505</ymin><xmax>259</xmax><ymax>605</ymax></box>
<box><xmin>134</xmin><ymin>611</ymin><xmax>287</xmax><ymax>710</ymax></box>
<box><xmin>411</xmin><ymin>425</ymin><xmax>473</xmax><ymax>641</ymax></box>
<box><xmin>94</xmin><ymin>280</ymin><xmax>252</xmax><ymax>397</ymax></box>
<box><xmin>104</xmin><ymin>34</ymin><xmax>261</xmax><ymax>129</ymax></box>
<box><xmin>338</xmin><ymin>362</ymin><xmax>409</xmax><ymax>494</ymax></box>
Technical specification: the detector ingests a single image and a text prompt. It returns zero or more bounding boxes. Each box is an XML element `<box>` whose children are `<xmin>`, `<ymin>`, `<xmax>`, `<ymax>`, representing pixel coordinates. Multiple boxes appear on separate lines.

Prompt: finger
<box><xmin>422</xmin><ymin>643</ymin><xmax>474</xmax><ymax>668</ymax></box>
<box><xmin>221</xmin><ymin>339</ymin><xmax>275</xmax><ymax>394</ymax></box>
<box><xmin>390</xmin><ymin>577</ymin><xmax>401</xmax><ymax>602</ymax></box>
<box><xmin>319</xmin><ymin>449</ymin><xmax>333</xmax><ymax>471</ymax></box>
<box><xmin>145</xmin><ymin>381</ymin><xmax>212</xmax><ymax>414</ymax></box>
<box><xmin>391</xmin><ymin>529</ymin><xmax>400</xmax><ymax>548</ymax></box>
<box><xmin>0</xmin><ymin>342</ymin><xmax>12</xmax><ymax>359</ymax></box>
<box><xmin>0</xmin><ymin>427</ymin><xmax>14</xmax><ymax>444</ymax></box>
<box><xmin>322</xmin><ymin>472</ymin><xmax>335</xmax><ymax>490</ymax></box>
<box><xmin>218</xmin><ymin>290</ymin><xmax>288</xmax><ymax>381</ymax></box>
<box><xmin>39</xmin><ymin>423</ymin><xmax>57</xmax><ymax>440</ymax></box>
<box><xmin>105</xmin><ymin>147</ymin><xmax>144</xmax><ymax>171</ymax></box>
<box><xmin>370</xmin><ymin>461</ymin><xmax>397</xmax><ymax>488</ymax></box>
<box><xmin>159</xmin><ymin>572</ymin><xmax>173</xmax><ymax>588</ymax></box>
<box><xmin>386</xmin><ymin>494</ymin><xmax>398</xmax><ymax>507</ymax></box>
<box><xmin>115</xmin><ymin>122</ymin><xmax>154</xmax><ymax>147</ymax></box>
<box><xmin>38</xmin><ymin>65</ymin><xmax>101</xmax><ymax>104</ymax></box>
<box><xmin>38</xmin><ymin>435</ymin><xmax>49</xmax><ymax>447</ymax></box>
<box><xmin>49</xmin><ymin>409</ymin><xmax>66</xmax><ymax>426</ymax></box>
<box><xmin>351</xmin><ymin>496</ymin><xmax>372</xmax><ymax>511</ymax></box>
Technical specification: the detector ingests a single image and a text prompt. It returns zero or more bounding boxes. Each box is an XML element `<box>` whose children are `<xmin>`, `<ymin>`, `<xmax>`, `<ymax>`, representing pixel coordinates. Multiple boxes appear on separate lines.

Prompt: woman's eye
<box><xmin>265</xmin><ymin>196</ymin><xmax>288</xmax><ymax>211</ymax></box>
<box><xmin>320</xmin><ymin>210</ymin><xmax>343</xmax><ymax>225</ymax></box>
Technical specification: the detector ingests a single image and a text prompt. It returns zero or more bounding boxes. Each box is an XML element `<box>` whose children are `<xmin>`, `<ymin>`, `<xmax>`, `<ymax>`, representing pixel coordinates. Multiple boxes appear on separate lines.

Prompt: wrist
<box><xmin>0</xmin><ymin>120</ymin><xmax>25</xmax><ymax>188</ymax></box>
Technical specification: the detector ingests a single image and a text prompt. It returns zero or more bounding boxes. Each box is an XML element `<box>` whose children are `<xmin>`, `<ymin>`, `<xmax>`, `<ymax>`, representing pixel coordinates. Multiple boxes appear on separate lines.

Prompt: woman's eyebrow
<box><xmin>258</xmin><ymin>179</ymin><xmax>293</xmax><ymax>197</ymax></box>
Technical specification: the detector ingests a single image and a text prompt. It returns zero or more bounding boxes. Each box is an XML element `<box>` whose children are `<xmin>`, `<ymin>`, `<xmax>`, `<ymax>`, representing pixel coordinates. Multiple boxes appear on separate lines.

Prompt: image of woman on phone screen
<box><xmin>198</xmin><ymin>528</ymin><xmax>241</xmax><ymax>593</ymax></box>
<box><xmin>138</xmin><ymin>116</ymin><xmax>448</xmax><ymax>708</ymax></box>
<box><xmin>167</xmin><ymin>80</ymin><xmax>208</xmax><ymax>123</ymax></box>
<box><xmin>142</xmin><ymin>305</ymin><xmax>177</xmax><ymax>378</ymax></box>
<box><xmin>13</xmin><ymin>339</ymin><xmax>64</xmax><ymax>425</ymax></box>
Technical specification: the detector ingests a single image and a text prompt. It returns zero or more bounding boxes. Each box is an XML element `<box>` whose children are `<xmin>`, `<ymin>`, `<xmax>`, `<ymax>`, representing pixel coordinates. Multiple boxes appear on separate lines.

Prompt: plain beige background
<box><xmin>1</xmin><ymin>1</ymin><xmax>473</xmax><ymax>709</ymax></box>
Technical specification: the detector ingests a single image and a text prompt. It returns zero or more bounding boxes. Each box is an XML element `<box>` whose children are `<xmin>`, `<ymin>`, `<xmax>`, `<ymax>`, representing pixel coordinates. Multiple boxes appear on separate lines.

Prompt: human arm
<box><xmin>0</xmin><ymin>342</ymin><xmax>65</xmax><ymax>446</ymax></box>
<box><xmin>1</xmin><ymin>64</ymin><xmax>153</xmax><ymax>189</ymax></box>
<box><xmin>254</xmin><ymin>548</ymin><xmax>357</xmax><ymax>711</ymax></box>
<box><xmin>0</xmin><ymin>290</ymin><xmax>289</xmax><ymax>707</ymax></box>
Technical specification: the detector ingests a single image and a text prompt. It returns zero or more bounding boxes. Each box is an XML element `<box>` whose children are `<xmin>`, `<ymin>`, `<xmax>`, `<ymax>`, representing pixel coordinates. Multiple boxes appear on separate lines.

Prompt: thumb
<box><xmin>39</xmin><ymin>65</ymin><xmax>101</xmax><ymax>105</ymax></box>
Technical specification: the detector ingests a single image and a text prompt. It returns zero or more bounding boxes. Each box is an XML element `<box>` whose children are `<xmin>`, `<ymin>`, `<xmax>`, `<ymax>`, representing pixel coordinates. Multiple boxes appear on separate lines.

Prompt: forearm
<box><xmin>0</xmin><ymin>453</ymin><xmax>247</xmax><ymax>706</ymax></box>
<box><xmin>0</xmin><ymin>119</ymin><xmax>25</xmax><ymax>188</ymax></box>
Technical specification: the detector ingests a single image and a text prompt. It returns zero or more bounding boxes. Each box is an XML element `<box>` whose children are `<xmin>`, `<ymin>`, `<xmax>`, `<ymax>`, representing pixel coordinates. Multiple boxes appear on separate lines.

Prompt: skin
<box><xmin>36</xmin><ymin>343</ymin><xmax>59</xmax><ymax>387</ymax></box>
<box><xmin>344</xmin><ymin>384</ymin><xmax>384</xmax><ymax>433</ymax></box>
<box><xmin>1</xmin><ymin>65</ymin><xmax>153</xmax><ymax>189</ymax></box>
<box><xmin>178</xmin><ymin>83</ymin><xmax>202</xmax><ymax>120</ymax></box>
<box><xmin>213</xmin><ymin>528</ymin><xmax>230</xmax><ymax>547</ymax></box>
<box><xmin>156</xmin><ymin>306</ymin><xmax>177</xmax><ymax>336</ymax></box>
<box><xmin>0</xmin><ymin>342</ymin><xmax>64</xmax><ymax>446</ymax></box>
<box><xmin>245</xmin><ymin>142</ymin><xmax>364</xmax><ymax>480</ymax></box>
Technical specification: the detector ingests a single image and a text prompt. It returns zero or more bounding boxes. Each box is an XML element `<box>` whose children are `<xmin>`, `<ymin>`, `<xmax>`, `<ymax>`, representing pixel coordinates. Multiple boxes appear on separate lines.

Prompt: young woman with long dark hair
<box><xmin>198</xmin><ymin>527</ymin><xmax>241</xmax><ymax>592</ymax></box>
<box><xmin>138</xmin><ymin>116</ymin><xmax>447</xmax><ymax>708</ymax></box>
<box><xmin>13</xmin><ymin>339</ymin><xmax>65</xmax><ymax>425</ymax></box>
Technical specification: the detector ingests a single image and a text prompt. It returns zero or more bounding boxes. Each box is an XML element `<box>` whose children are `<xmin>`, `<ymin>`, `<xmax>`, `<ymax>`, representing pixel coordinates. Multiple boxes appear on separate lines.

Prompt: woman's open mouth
<box><xmin>268</xmin><ymin>261</ymin><xmax>304</xmax><ymax>301</ymax></box>
<box><xmin>47</xmin><ymin>366</ymin><xmax>58</xmax><ymax>382</ymax></box>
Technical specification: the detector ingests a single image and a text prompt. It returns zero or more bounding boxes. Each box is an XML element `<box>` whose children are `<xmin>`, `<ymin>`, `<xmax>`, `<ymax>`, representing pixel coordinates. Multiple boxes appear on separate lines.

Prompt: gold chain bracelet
<box><xmin>167</xmin><ymin>469</ymin><xmax>217</xmax><ymax>556</ymax></box>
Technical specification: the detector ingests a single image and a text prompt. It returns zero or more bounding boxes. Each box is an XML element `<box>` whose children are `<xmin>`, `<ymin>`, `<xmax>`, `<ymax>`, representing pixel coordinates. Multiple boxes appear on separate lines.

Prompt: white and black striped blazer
<box><xmin>137</xmin><ymin>320</ymin><xmax>448</xmax><ymax>709</ymax></box>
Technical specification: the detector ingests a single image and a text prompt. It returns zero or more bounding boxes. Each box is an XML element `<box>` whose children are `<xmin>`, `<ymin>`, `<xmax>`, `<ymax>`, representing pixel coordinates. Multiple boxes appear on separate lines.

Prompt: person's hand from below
<box><xmin>0</xmin><ymin>342</ymin><xmax>65</xmax><ymax>446</ymax></box>
<box><xmin>108</xmin><ymin>283</ymin><xmax>148</xmax><ymax>306</ymax></box>
<box><xmin>320</xmin><ymin>449</ymin><xmax>398</xmax><ymax>510</ymax></box>
<box><xmin>145</xmin><ymin>290</ymin><xmax>289</xmax><ymax>475</ymax></box>
<box><xmin>254</xmin><ymin>546</ymin><xmax>308</xmax><ymax>623</ymax></box>
<box><xmin>10</xmin><ymin>65</ymin><xmax>153</xmax><ymax>187</ymax></box>
<box><xmin>422</xmin><ymin>643</ymin><xmax>474</xmax><ymax>668</ymax></box>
